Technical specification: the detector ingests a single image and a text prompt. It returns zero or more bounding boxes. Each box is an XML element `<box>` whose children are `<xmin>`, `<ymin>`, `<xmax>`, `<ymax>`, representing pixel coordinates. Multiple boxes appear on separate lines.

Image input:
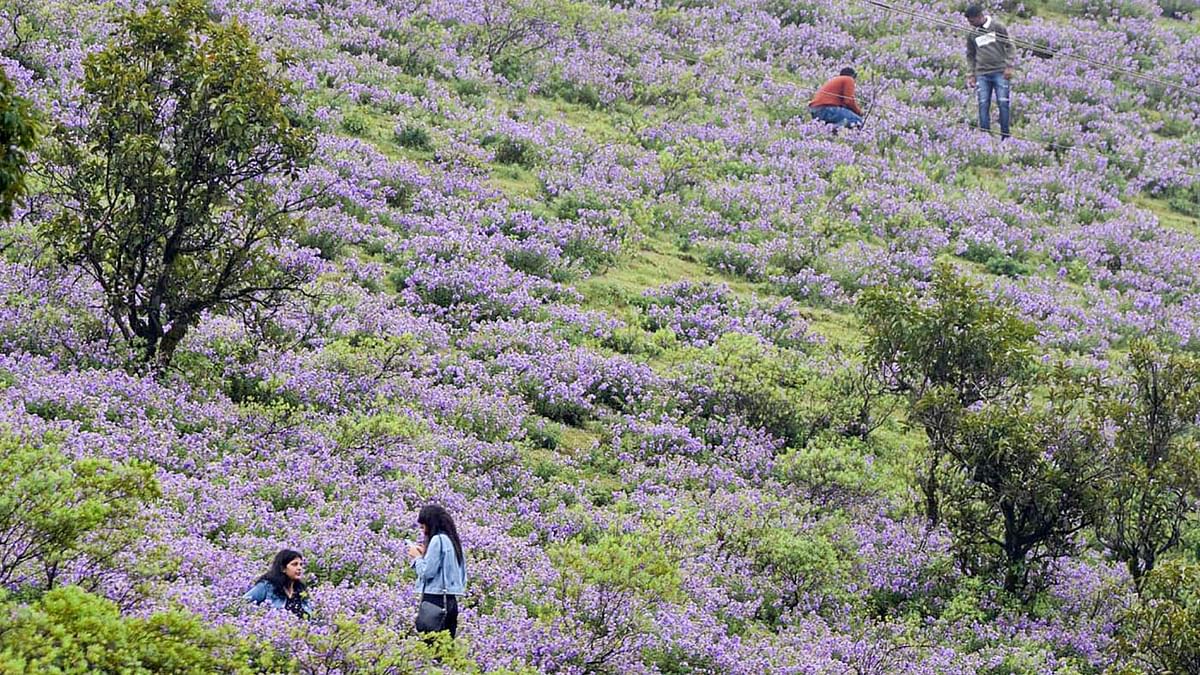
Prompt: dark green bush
<box><xmin>984</xmin><ymin>254</ymin><xmax>1031</xmax><ymax>278</ymax></box>
<box><xmin>394</xmin><ymin>124</ymin><xmax>432</xmax><ymax>151</ymax></box>
<box><xmin>1168</xmin><ymin>183</ymin><xmax>1200</xmax><ymax>219</ymax></box>
<box><xmin>341</xmin><ymin>113</ymin><xmax>369</xmax><ymax>136</ymax></box>
<box><xmin>490</xmin><ymin>136</ymin><xmax>538</xmax><ymax>168</ymax></box>
<box><xmin>524</xmin><ymin>418</ymin><xmax>563</xmax><ymax>451</ymax></box>
<box><xmin>297</xmin><ymin>229</ymin><xmax>344</xmax><ymax>260</ymax></box>
<box><xmin>1158</xmin><ymin>0</ymin><xmax>1199</xmax><ymax>18</ymax></box>
<box><xmin>1156</xmin><ymin>115</ymin><xmax>1193</xmax><ymax>138</ymax></box>
<box><xmin>542</xmin><ymin>77</ymin><xmax>603</xmax><ymax>108</ymax></box>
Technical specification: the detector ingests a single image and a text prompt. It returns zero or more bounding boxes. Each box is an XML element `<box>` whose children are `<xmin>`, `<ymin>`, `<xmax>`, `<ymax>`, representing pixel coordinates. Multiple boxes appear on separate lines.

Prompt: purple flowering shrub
<box><xmin>3</xmin><ymin>0</ymin><xmax>1200</xmax><ymax>670</ymax></box>
<box><xmin>638</xmin><ymin>280</ymin><xmax>818</xmax><ymax>348</ymax></box>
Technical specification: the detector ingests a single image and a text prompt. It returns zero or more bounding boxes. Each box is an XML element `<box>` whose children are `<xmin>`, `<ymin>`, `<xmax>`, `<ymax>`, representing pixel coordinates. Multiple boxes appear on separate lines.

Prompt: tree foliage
<box><xmin>859</xmin><ymin>267</ymin><xmax>1114</xmax><ymax>595</ymax></box>
<box><xmin>1113</xmin><ymin>559</ymin><xmax>1200</xmax><ymax>674</ymax></box>
<box><xmin>38</xmin><ymin>0</ymin><xmax>316</xmax><ymax>368</ymax></box>
<box><xmin>0</xmin><ymin>586</ymin><xmax>276</xmax><ymax>674</ymax></box>
<box><xmin>858</xmin><ymin>264</ymin><xmax>1037</xmax><ymax>407</ymax></box>
<box><xmin>0</xmin><ymin>432</ymin><xmax>159</xmax><ymax>594</ymax></box>
<box><xmin>0</xmin><ymin>69</ymin><xmax>37</xmax><ymax>221</ymax></box>
<box><xmin>1090</xmin><ymin>339</ymin><xmax>1200</xmax><ymax>586</ymax></box>
<box><xmin>937</xmin><ymin>389</ymin><xmax>1105</xmax><ymax>595</ymax></box>
<box><xmin>859</xmin><ymin>264</ymin><xmax>1037</xmax><ymax>525</ymax></box>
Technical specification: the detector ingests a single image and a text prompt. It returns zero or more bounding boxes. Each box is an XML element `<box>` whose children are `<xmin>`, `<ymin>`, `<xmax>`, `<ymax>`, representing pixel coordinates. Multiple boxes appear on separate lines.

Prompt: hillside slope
<box><xmin>1</xmin><ymin>0</ymin><xmax>1199</xmax><ymax>672</ymax></box>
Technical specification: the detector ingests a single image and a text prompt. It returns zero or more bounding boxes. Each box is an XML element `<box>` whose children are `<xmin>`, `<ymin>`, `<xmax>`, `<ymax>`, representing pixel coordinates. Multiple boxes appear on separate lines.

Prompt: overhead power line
<box><xmin>859</xmin><ymin>0</ymin><xmax>1200</xmax><ymax>100</ymax></box>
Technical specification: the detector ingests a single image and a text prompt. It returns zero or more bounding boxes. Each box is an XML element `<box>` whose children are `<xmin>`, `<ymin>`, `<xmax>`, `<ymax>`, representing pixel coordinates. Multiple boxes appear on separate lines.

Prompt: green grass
<box><xmin>489</xmin><ymin>164</ymin><xmax>542</xmax><ymax>200</ymax></box>
<box><xmin>559</xmin><ymin>425</ymin><xmax>602</xmax><ymax>455</ymax></box>
<box><xmin>805</xmin><ymin>306</ymin><xmax>861</xmax><ymax>350</ymax></box>
<box><xmin>574</xmin><ymin>231</ymin><xmax>759</xmax><ymax>325</ymax></box>
<box><xmin>960</xmin><ymin>166</ymin><xmax>1009</xmax><ymax>197</ymax></box>
<box><xmin>1136</xmin><ymin>195</ymin><xmax>1200</xmax><ymax>236</ymax></box>
<box><xmin>521</xmin><ymin>95</ymin><xmax>628</xmax><ymax>143</ymax></box>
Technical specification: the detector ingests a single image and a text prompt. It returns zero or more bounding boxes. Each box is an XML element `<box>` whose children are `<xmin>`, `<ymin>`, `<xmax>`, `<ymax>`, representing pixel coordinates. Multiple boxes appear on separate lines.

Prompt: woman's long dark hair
<box><xmin>418</xmin><ymin>504</ymin><xmax>464</xmax><ymax>565</ymax></box>
<box><xmin>257</xmin><ymin>548</ymin><xmax>306</xmax><ymax>595</ymax></box>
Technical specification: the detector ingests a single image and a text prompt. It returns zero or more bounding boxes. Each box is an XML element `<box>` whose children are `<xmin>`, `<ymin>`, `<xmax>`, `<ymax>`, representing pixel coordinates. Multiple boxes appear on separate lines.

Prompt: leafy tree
<box><xmin>0</xmin><ymin>69</ymin><xmax>37</xmax><ymax>221</ymax></box>
<box><xmin>936</xmin><ymin>388</ymin><xmax>1105</xmax><ymax>595</ymax></box>
<box><xmin>0</xmin><ymin>432</ymin><xmax>159</xmax><ymax>594</ymax></box>
<box><xmin>859</xmin><ymin>264</ymin><xmax>1037</xmax><ymax>524</ymax></box>
<box><xmin>1090</xmin><ymin>340</ymin><xmax>1200</xmax><ymax>587</ymax></box>
<box><xmin>860</xmin><ymin>267</ymin><xmax>1109</xmax><ymax>595</ymax></box>
<box><xmin>38</xmin><ymin>0</ymin><xmax>316</xmax><ymax>368</ymax></box>
<box><xmin>1112</xmin><ymin>559</ymin><xmax>1200</xmax><ymax>674</ymax></box>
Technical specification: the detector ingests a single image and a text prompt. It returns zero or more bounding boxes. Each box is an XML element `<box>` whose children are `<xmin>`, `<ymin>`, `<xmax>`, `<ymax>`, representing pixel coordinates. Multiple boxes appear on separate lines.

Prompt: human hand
<box><xmin>406</xmin><ymin>542</ymin><xmax>425</xmax><ymax>559</ymax></box>
<box><xmin>1003</xmin><ymin>68</ymin><xmax>1013</xmax><ymax>79</ymax></box>
<box><xmin>968</xmin><ymin>76</ymin><xmax>976</xmax><ymax>88</ymax></box>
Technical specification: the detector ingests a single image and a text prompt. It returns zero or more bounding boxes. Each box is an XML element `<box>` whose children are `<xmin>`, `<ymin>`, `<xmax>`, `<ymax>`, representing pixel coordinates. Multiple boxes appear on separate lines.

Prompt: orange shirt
<box><xmin>809</xmin><ymin>75</ymin><xmax>862</xmax><ymax>116</ymax></box>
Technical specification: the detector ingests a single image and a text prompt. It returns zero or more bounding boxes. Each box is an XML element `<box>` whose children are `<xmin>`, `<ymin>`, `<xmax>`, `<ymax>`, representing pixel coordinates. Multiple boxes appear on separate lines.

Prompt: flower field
<box><xmin>1</xmin><ymin>0</ymin><xmax>1199</xmax><ymax>672</ymax></box>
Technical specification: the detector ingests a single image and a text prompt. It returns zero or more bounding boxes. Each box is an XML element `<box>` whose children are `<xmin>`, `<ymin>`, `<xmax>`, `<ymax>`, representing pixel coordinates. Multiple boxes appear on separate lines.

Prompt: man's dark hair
<box><xmin>840</xmin><ymin>67</ymin><xmax>857</xmax><ymax>78</ymax></box>
<box><xmin>964</xmin><ymin>5</ymin><xmax>984</xmax><ymax>18</ymax></box>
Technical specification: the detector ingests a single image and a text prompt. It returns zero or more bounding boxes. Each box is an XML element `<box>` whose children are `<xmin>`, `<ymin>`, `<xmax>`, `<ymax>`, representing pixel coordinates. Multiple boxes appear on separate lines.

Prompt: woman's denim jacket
<box><xmin>244</xmin><ymin>580</ymin><xmax>311</xmax><ymax>615</ymax></box>
<box><xmin>413</xmin><ymin>533</ymin><xmax>467</xmax><ymax>595</ymax></box>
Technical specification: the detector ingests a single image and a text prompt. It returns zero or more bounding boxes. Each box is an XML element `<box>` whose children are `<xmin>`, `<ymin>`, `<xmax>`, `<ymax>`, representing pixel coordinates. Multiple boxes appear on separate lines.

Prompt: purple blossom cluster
<box><xmin>639</xmin><ymin>281</ymin><xmax>818</xmax><ymax>348</ymax></box>
<box><xmin>2</xmin><ymin>0</ymin><xmax>1198</xmax><ymax>670</ymax></box>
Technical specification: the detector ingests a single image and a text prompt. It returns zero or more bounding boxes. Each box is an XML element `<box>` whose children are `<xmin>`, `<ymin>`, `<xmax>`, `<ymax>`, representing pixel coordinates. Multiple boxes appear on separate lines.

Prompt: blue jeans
<box><xmin>810</xmin><ymin>106</ymin><xmax>863</xmax><ymax>128</ymax></box>
<box><xmin>976</xmin><ymin>72</ymin><xmax>1010</xmax><ymax>137</ymax></box>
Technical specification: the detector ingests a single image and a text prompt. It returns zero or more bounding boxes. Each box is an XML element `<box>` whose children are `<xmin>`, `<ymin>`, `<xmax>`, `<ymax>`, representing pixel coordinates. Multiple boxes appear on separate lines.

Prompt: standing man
<box><xmin>965</xmin><ymin>5</ymin><xmax>1016</xmax><ymax>138</ymax></box>
<box><xmin>809</xmin><ymin>67</ymin><xmax>864</xmax><ymax>128</ymax></box>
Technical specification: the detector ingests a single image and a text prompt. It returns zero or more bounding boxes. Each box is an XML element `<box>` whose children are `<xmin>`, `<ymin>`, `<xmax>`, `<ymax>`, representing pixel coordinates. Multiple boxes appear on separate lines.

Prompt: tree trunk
<box><xmin>1003</xmin><ymin>559</ymin><xmax>1023</xmax><ymax>595</ymax></box>
<box><xmin>153</xmin><ymin>317</ymin><xmax>192</xmax><ymax>371</ymax></box>
<box><xmin>1001</xmin><ymin>502</ymin><xmax>1025</xmax><ymax>595</ymax></box>
<box><xmin>923</xmin><ymin>449</ymin><xmax>941</xmax><ymax>526</ymax></box>
<box><xmin>132</xmin><ymin>309</ymin><xmax>162</xmax><ymax>366</ymax></box>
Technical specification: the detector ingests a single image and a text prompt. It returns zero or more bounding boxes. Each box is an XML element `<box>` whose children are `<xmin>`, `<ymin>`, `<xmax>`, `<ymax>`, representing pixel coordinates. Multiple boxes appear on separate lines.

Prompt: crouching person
<box><xmin>809</xmin><ymin>67</ymin><xmax>864</xmax><ymax>128</ymax></box>
<box><xmin>245</xmin><ymin>548</ymin><xmax>311</xmax><ymax>618</ymax></box>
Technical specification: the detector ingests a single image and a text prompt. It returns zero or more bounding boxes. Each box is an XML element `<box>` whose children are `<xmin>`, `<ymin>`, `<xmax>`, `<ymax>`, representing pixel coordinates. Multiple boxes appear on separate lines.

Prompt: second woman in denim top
<box><xmin>408</xmin><ymin>505</ymin><xmax>467</xmax><ymax>637</ymax></box>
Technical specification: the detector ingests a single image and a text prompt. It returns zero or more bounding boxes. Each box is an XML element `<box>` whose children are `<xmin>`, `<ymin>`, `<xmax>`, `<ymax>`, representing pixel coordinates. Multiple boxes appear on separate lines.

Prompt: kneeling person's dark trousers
<box><xmin>422</xmin><ymin>594</ymin><xmax>459</xmax><ymax>638</ymax></box>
